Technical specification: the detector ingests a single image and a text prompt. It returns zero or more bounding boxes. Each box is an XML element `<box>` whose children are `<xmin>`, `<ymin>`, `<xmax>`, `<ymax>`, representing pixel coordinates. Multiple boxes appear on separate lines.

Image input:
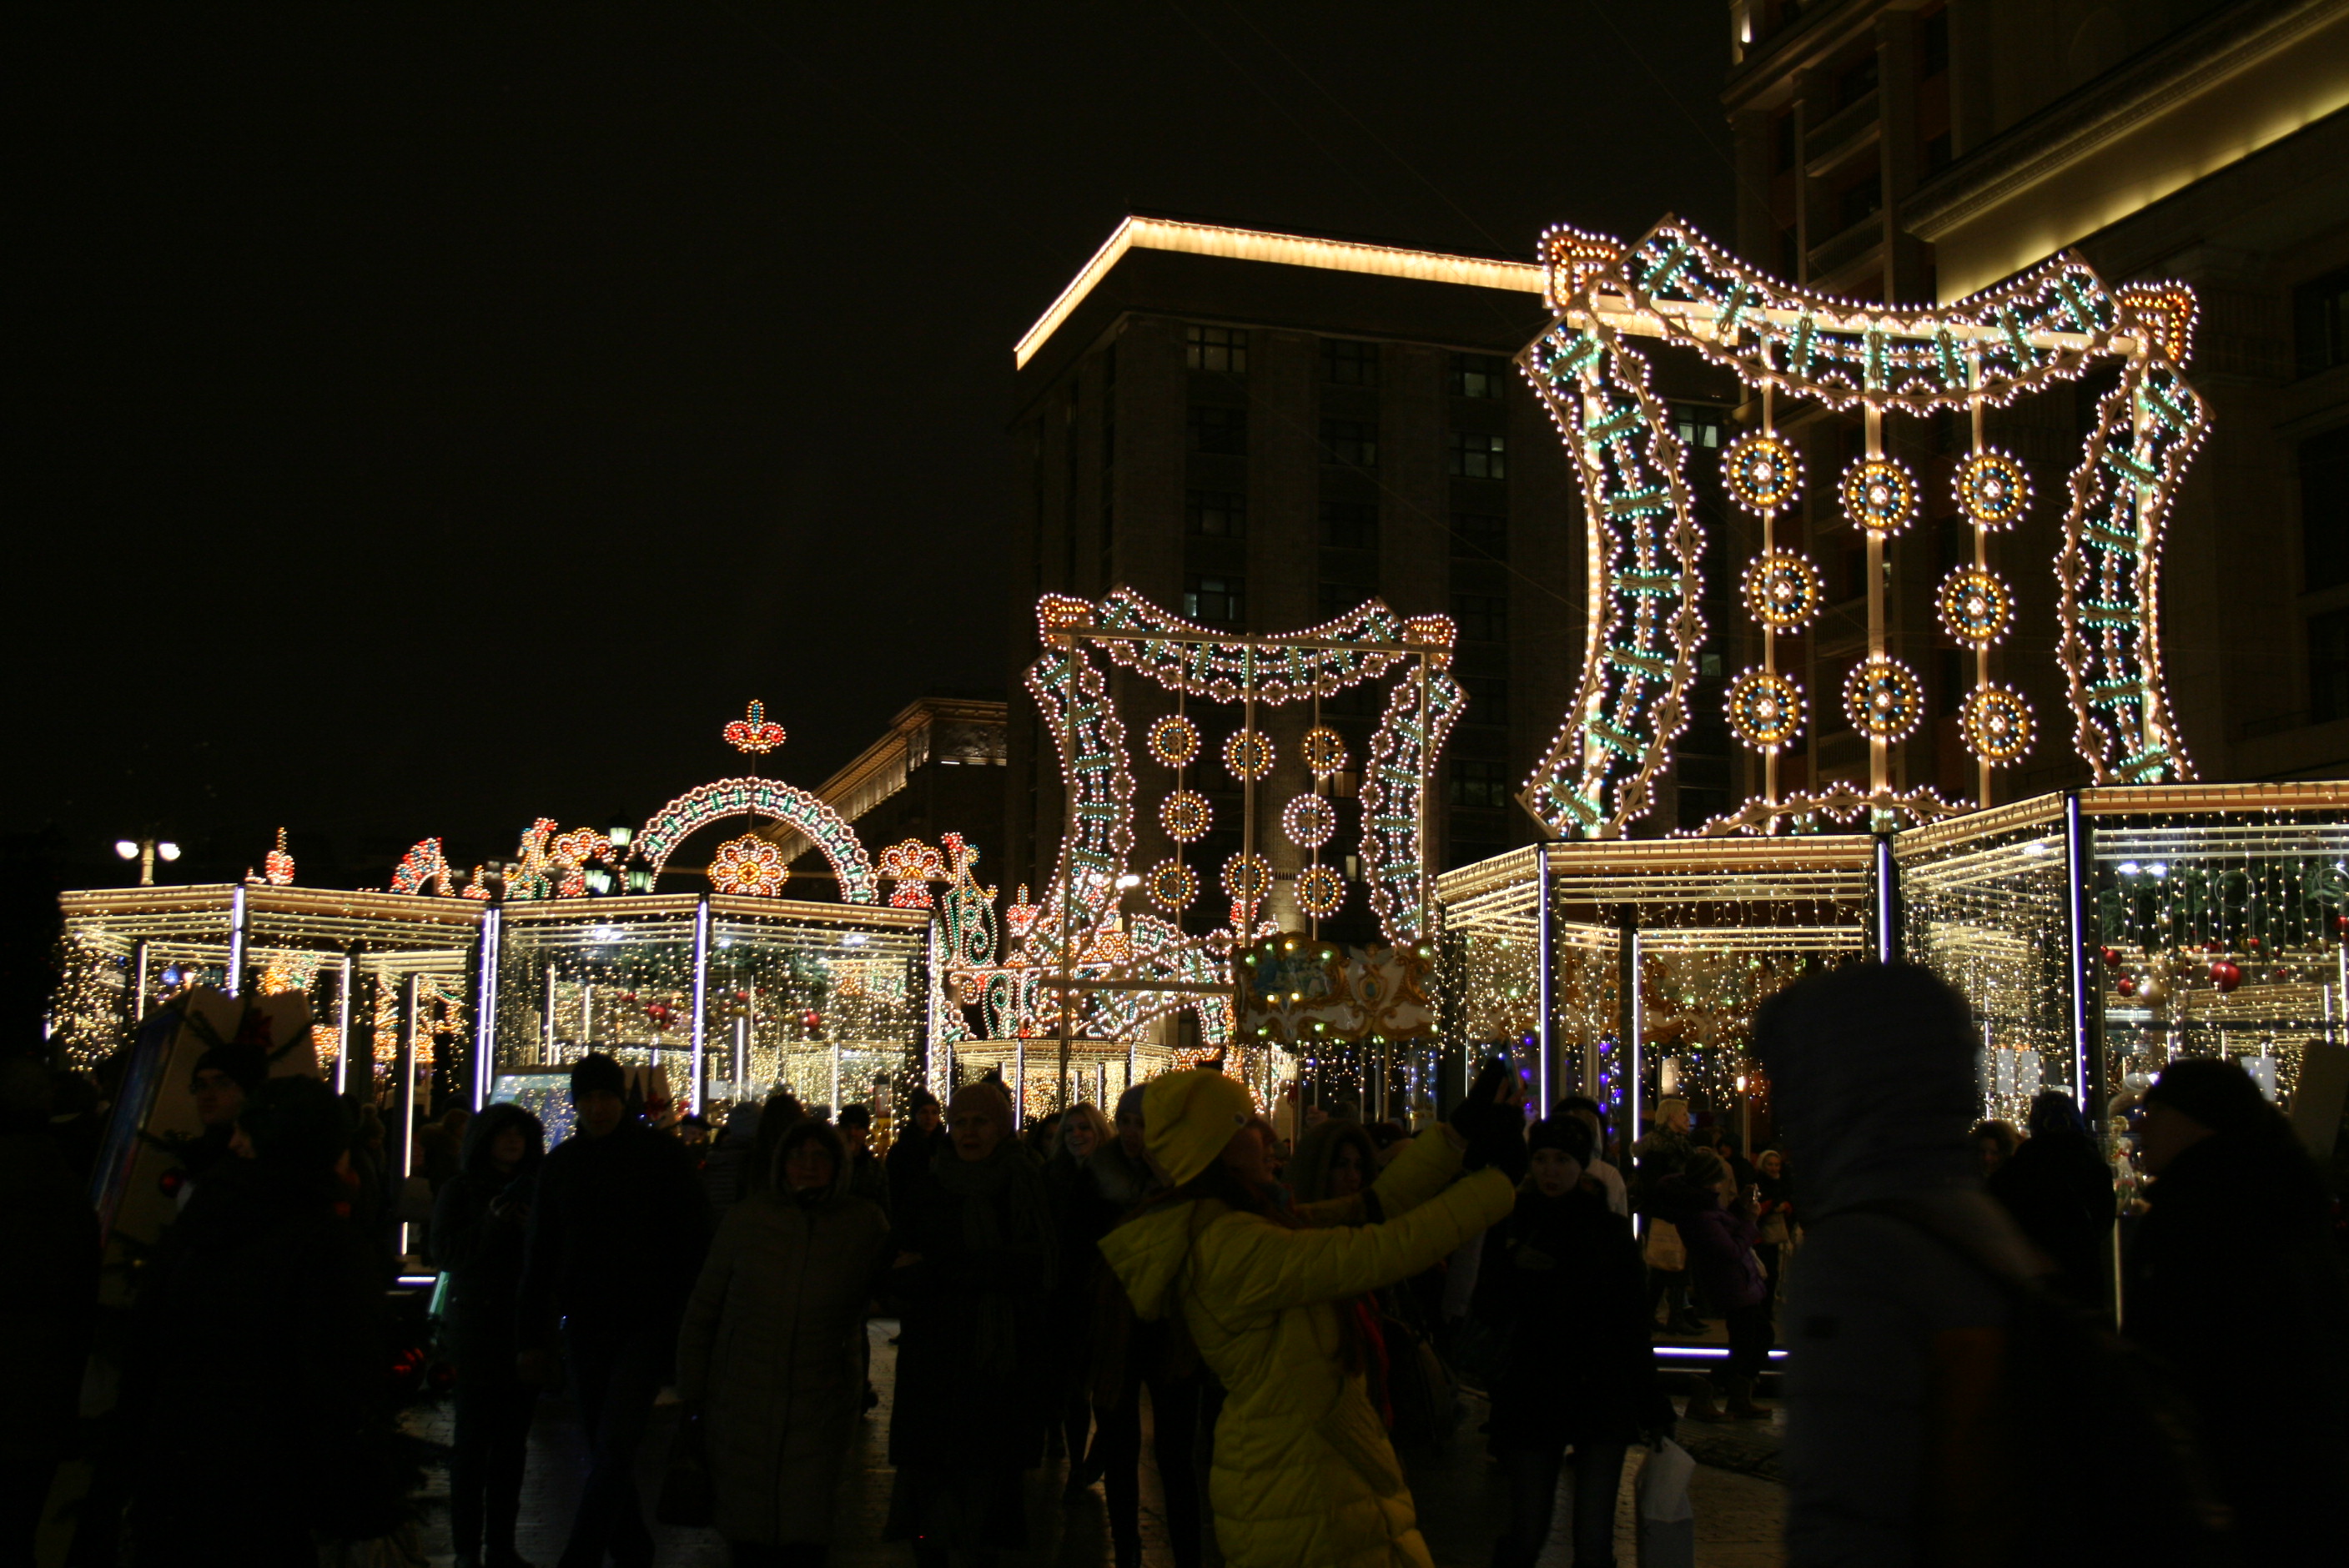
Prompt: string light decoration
<box><xmin>1300</xmin><ymin>726</ymin><xmax>1349</xmax><ymax>776</ymax></box>
<box><xmin>1224</xmin><ymin>852</ymin><xmax>1272</xmax><ymax>907</ymax></box>
<box><xmin>1960</xmin><ymin>686</ymin><xmax>2036</xmax><ymax>763</ymax></box>
<box><xmin>637</xmin><ymin>776</ymin><xmax>878</xmax><ymax>902</ymax></box>
<box><xmin>709</xmin><ymin>834</ymin><xmax>790</xmax><ymax>897</ymax></box>
<box><xmin>1840</xmin><ymin>455</ymin><xmax>1918</xmax><ymax>535</ymax></box>
<box><xmin>723</xmin><ymin>700</ymin><xmax>787</xmax><ymax>755</ymax></box>
<box><xmin>1223</xmin><ymin>729</ymin><xmax>1275</xmax><ymax>781</ymax></box>
<box><xmin>1294</xmin><ymin>862</ymin><xmax>1347</xmax><ymax>918</ymax></box>
<box><xmin>1043</xmin><ymin>589</ymin><xmax>1416</xmax><ymax>703</ymax></box>
<box><xmin>1724</xmin><ymin>669</ymin><xmax>1805</xmax><ymax>751</ymax></box>
<box><xmin>1843</xmin><ymin>656</ymin><xmax>1924</xmax><ymax>742</ymax></box>
<box><xmin>1723</xmin><ymin>431</ymin><xmax>1803</xmax><ymax>512</ymax></box>
<box><xmin>1361</xmin><ymin>661</ymin><xmax>1466</xmax><ymax>940</ymax></box>
<box><xmin>877</xmin><ymin>839</ymin><xmax>950</xmax><ymax>909</ymax></box>
<box><xmin>390</xmin><ymin>837</ymin><xmax>455</xmax><ymax>897</ymax></box>
<box><xmin>1742</xmin><ymin>550</ymin><xmax>1824</xmax><ymax>631</ymax></box>
<box><xmin>1160</xmin><ymin>790</ymin><xmax>1211</xmax><ymax>842</ymax></box>
<box><xmin>1147</xmin><ymin>714</ymin><xmax>1201</xmax><ymax>767</ymax></box>
<box><xmin>1937</xmin><ymin>566</ymin><xmax>2015</xmax><ymax>646</ymax></box>
<box><xmin>1282</xmin><ymin>794</ymin><xmax>1338</xmax><ymax>849</ymax></box>
<box><xmin>1516</xmin><ymin>214</ymin><xmax>2206</xmax><ymax>837</ymax></box>
<box><xmin>264</xmin><ymin>828</ymin><xmax>295</xmax><ymax>887</ymax></box>
<box><xmin>1955</xmin><ymin>449</ymin><xmax>2032</xmax><ymax>530</ymax></box>
<box><xmin>1145</xmin><ymin>860</ymin><xmax>1198</xmax><ymax>912</ymax></box>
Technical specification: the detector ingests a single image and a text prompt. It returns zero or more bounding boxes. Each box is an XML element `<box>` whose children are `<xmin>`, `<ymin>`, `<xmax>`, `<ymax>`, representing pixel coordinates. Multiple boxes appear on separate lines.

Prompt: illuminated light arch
<box><xmin>1517</xmin><ymin>216</ymin><xmax>2205</xmax><ymax>839</ymax></box>
<box><xmin>390</xmin><ymin>837</ymin><xmax>455</xmax><ymax>896</ymax></box>
<box><xmin>636</xmin><ymin>779</ymin><xmax>879</xmax><ymax>903</ymax></box>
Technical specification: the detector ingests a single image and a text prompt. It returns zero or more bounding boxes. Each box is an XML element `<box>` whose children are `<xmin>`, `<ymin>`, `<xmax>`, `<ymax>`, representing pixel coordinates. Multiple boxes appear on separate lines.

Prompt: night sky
<box><xmin>7</xmin><ymin>2</ymin><xmax>1731</xmax><ymax>898</ymax></box>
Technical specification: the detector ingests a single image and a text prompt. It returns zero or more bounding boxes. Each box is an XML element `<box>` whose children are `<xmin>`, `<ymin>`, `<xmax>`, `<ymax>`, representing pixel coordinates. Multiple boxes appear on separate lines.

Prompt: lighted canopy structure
<box><xmin>1518</xmin><ymin>218</ymin><xmax>2205</xmax><ymax>839</ymax></box>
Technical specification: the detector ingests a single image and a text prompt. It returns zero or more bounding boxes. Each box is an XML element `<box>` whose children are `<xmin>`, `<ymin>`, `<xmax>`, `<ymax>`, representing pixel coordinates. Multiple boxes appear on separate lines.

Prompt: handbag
<box><xmin>656</xmin><ymin>1408</ymin><xmax>716</xmax><ymax>1528</ymax></box>
<box><xmin>1634</xmin><ymin>1437</ymin><xmax>1697</xmax><ymax>1568</ymax></box>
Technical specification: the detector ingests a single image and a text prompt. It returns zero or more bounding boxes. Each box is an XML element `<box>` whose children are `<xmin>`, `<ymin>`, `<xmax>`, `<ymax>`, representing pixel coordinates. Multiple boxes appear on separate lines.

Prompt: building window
<box><xmin>1185</xmin><ymin>573</ymin><xmax>1245</xmax><ymax>625</ymax></box>
<box><xmin>1318</xmin><ymin>579</ymin><xmax>1364</xmax><ymax>619</ymax></box>
<box><xmin>1320</xmin><ymin>500</ymin><xmax>1378</xmax><ymax>550</ymax></box>
<box><xmin>1837</xmin><ymin>177</ymin><xmax>1882</xmax><ymax>233</ymax></box>
<box><xmin>1448</xmin><ymin>430</ymin><xmax>1507</xmax><ymax>480</ymax></box>
<box><xmin>1773</xmin><ymin>112</ymin><xmax>1797</xmax><ymax>172</ymax></box>
<box><xmin>1924</xmin><ymin>131</ymin><xmax>1953</xmax><ymax>175</ymax></box>
<box><xmin>1185</xmin><ymin>324</ymin><xmax>1248</xmax><ymax>374</ymax></box>
<box><xmin>1672</xmin><ymin>404</ymin><xmax>1726</xmax><ymax>450</ymax></box>
<box><xmin>1324</xmin><ymin>339</ymin><xmax>1379</xmax><ymax>386</ymax></box>
<box><xmin>2293</xmin><ymin>265</ymin><xmax>2349</xmax><ymax>379</ymax></box>
<box><xmin>1187</xmin><ymin>489</ymin><xmax>1246</xmax><ymax>538</ymax></box>
<box><xmin>1188</xmin><ymin>405</ymin><xmax>1247</xmax><ymax>455</ymax></box>
<box><xmin>2312</xmin><ymin>607</ymin><xmax>2349</xmax><ymax>722</ymax></box>
<box><xmin>1453</xmin><ymin>591</ymin><xmax>1507</xmax><ymax>642</ymax></box>
<box><xmin>1321</xmin><ymin>419</ymin><xmax>1378</xmax><ymax>468</ymax></box>
<box><xmin>1460</xmin><ymin>675</ymin><xmax>1508</xmax><ymax>726</ymax></box>
<box><xmin>1449</xmin><ymin>759</ymin><xmax>1511</xmax><ymax>809</ymax></box>
<box><xmin>1450</xmin><ymin>353</ymin><xmax>1510</xmax><ymax>399</ymax></box>
<box><xmin>2303</xmin><ymin>426</ymin><xmax>2349</xmax><ymax>593</ymax></box>
<box><xmin>1451</xmin><ymin>512</ymin><xmax>1506</xmax><ymax>560</ymax></box>
<box><xmin>1836</xmin><ymin>51</ymin><xmax>1879</xmax><ymax>108</ymax></box>
<box><xmin>1919</xmin><ymin>8</ymin><xmax>1949</xmax><ymax>77</ymax></box>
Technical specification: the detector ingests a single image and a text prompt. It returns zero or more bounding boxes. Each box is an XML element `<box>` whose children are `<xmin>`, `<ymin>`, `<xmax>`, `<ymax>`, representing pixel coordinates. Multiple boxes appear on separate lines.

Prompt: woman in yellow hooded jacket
<box><xmin>1099</xmin><ymin>1063</ymin><xmax>1525</xmax><ymax>1568</ymax></box>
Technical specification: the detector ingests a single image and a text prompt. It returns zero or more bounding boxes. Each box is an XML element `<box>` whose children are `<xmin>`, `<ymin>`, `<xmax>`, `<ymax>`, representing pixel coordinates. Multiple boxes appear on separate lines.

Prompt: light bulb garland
<box><xmin>1160</xmin><ymin>790</ymin><xmax>1211</xmax><ymax>842</ymax></box>
<box><xmin>1742</xmin><ymin>550</ymin><xmax>1824</xmax><ymax>631</ymax></box>
<box><xmin>1145</xmin><ymin>860</ymin><xmax>1198</xmax><ymax>912</ymax></box>
<box><xmin>709</xmin><ymin>833</ymin><xmax>790</xmax><ymax>897</ymax></box>
<box><xmin>1147</xmin><ymin>714</ymin><xmax>1200</xmax><ymax>767</ymax></box>
<box><xmin>1723</xmin><ymin>431</ymin><xmax>1803</xmax><ymax>512</ymax></box>
<box><xmin>1223</xmin><ymin>729</ymin><xmax>1275</xmax><ymax>782</ymax></box>
<box><xmin>1282</xmin><ymin>794</ymin><xmax>1338</xmax><ymax>849</ymax></box>
<box><xmin>1954</xmin><ymin>449</ymin><xmax>2031</xmax><ymax>530</ymax></box>
<box><xmin>1300</xmin><ymin>726</ymin><xmax>1349</xmax><ymax>776</ymax></box>
<box><xmin>1724</xmin><ymin>669</ymin><xmax>1806</xmax><ymax>751</ymax></box>
<box><xmin>1294</xmin><ymin>862</ymin><xmax>1347</xmax><ymax>918</ymax></box>
<box><xmin>1937</xmin><ymin>566</ymin><xmax>2015</xmax><ymax>646</ymax></box>
<box><xmin>1840</xmin><ymin>455</ymin><xmax>1918</xmax><ymax>535</ymax></box>
<box><xmin>1843</xmin><ymin>656</ymin><xmax>1924</xmax><ymax>742</ymax></box>
<box><xmin>1960</xmin><ymin>685</ymin><xmax>2036</xmax><ymax>763</ymax></box>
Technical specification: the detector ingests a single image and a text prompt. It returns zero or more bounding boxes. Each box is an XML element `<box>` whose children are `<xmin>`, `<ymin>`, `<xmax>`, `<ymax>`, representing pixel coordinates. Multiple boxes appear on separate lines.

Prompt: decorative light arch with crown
<box><xmin>633</xmin><ymin>703</ymin><xmax>881</xmax><ymax>902</ymax></box>
<box><xmin>1517</xmin><ymin>217</ymin><xmax>2206</xmax><ymax>838</ymax></box>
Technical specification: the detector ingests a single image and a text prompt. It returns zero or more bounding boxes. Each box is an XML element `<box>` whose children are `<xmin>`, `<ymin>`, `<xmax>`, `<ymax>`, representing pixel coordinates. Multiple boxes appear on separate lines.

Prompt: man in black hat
<box><xmin>183</xmin><ymin>1039</ymin><xmax>267</xmax><ymax>1184</ymax></box>
<box><xmin>517</xmin><ymin>1053</ymin><xmax>712</xmax><ymax>1568</ymax></box>
<box><xmin>2128</xmin><ymin>1056</ymin><xmax>2349</xmax><ymax>1560</ymax></box>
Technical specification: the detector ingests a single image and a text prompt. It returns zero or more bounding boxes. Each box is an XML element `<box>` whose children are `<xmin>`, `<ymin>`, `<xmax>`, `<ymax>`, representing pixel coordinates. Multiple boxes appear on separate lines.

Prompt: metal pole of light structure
<box><xmin>225</xmin><ymin>883</ymin><xmax>248</xmax><ymax>997</ymax></box>
<box><xmin>1621</xmin><ymin>912</ymin><xmax>1644</xmax><ymax>1235</ymax></box>
<box><xmin>470</xmin><ymin>908</ymin><xmax>498</xmax><ymax>1107</ymax></box>
<box><xmin>337</xmin><ymin>952</ymin><xmax>355</xmax><ymax>1096</ymax></box>
<box><xmin>1873</xmin><ymin>834</ymin><xmax>1899</xmax><ymax>962</ymax></box>
<box><xmin>1054</xmin><ymin>629</ymin><xmax>1079</xmax><ymax>1125</ymax></box>
<box><xmin>1534</xmin><ymin>845</ymin><xmax>1554</xmax><ymax>1118</ymax></box>
<box><xmin>398</xmin><ymin>972</ymin><xmax>420</xmax><ymax>1258</ymax></box>
<box><xmin>2063</xmin><ymin>792</ymin><xmax>2095</xmax><ymax>1115</ymax></box>
<box><xmin>689</xmin><ymin>895</ymin><xmax>711</xmax><ymax>1117</ymax></box>
<box><xmin>541</xmin><ymin>959</ymin><xmax>556</xmax><ymax>1066</ymax></box>
<box><xmin>831</xmin><ymin>1042</ymin><xmax>842</xmax><ymax>1119</ymax></box>
<box><xmin>132</xmin><ymin>940</ymin><xmax>151</xmax><ymax>1025</ymax></box>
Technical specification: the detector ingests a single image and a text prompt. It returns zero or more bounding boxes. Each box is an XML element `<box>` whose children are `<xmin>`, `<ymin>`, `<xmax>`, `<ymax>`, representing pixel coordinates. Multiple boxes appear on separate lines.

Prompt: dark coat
<box><xmin>2124</xmin><ymin>1126</ymin><xmax>2349</xmax><ymax>1557</ymax></box>
<box><xmin>517</xmin><ymin>1118</ymin><xmax>712</xmax><ymax>1346</ymax></box>
<box><xmin>429</xmin><ymin>1103</ymin><xmax>542</xmax><ymax>1361</ymax></box>
<box><xmin>1984</xmin><ymin>1128</ymin><xmax>2112</xmax><ymax>1305</ymax></box>
<box><xmin>1651</xmin><ymin>1172</ymin><xmax>1767</xmax><ymax>1311</ymax></box>
<box><xmin>0</xmin><ymin>1128</ymin><xmax>98</xmax><ymax>1466</ymax></box>
<box><xmin>885</xmin><ymin>1141</ymin><xmax>1055</xmax><ymax>1473</ymax></box>
<box><xmin>884</xmin><ymin>1123</ymin><xmax>944</xmax><ymax>1216</ymax></box>
<box><xmin>677</xmin><ymin>1183</ymin><xmax>890</xmax><ymax>1545</ymax></box>
<box><xmin>1473</xmin><ymin>1184</ymin><xmax>1664</xmax><ymax>1450</ymax></box>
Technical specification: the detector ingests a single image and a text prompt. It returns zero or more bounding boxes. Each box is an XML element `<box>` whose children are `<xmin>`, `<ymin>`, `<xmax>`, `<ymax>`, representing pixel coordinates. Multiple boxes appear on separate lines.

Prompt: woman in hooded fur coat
<box><xmin>677</xmin><ymin>1116</ymin><xmax>891</xmax><ymax>1565</ymax></box>
<box><xmin>430</xmin><ymin>1101</ymin><xmax>546</xmax><ymax>1568</ymax></box>
<box><xmin>1099</xmin><ymin>1065</ymin><xmax>1521</xmax><ymax>1568</ymax></box>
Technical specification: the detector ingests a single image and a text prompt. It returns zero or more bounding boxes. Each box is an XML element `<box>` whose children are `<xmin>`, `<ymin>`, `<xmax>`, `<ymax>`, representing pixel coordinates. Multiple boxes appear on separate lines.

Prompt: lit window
<box><xmin>1451</xmin><ymin>353</ymin><xmax>1511</xmax><ymax>399</ymax></box>
<box><xmin>1185</xmin><ymin>324</ymin><xmax>1248</xmax><ymax>374</ymax></box>
<box><xmin>1321</xmin><ymin>420</ymin><xmax>1378</xmax><ymax>469</ymax></box>
<box><xmin>1672</xmin><ymin>405</ymin><xmax>1727</xmax><ymax>450</ymax></box>
<box><xmin>1185</xmin><ymin>573</ymin><xmax>1245</xmax><ymax>625</ymax></box>
<box><xmin>1448</xmin><ymin>430</ymin><xmax>1506</xmax><ymax>480</ymax></box>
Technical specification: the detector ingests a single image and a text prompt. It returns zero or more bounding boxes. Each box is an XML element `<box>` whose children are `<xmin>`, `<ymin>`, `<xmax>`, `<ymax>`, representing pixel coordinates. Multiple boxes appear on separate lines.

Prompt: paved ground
<box><xmin>410</xmin><ymin>1321</ymin><xmax>1786</xmax><ymax>1567</ymax></box>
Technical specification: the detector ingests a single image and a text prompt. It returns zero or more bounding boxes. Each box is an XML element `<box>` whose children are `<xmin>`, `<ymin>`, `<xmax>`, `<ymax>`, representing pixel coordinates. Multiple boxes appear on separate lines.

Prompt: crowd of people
<box><xmin>8</xmin><ymin>956</ymin><xmax>2349</xmax><ymax>1567</ymax></box>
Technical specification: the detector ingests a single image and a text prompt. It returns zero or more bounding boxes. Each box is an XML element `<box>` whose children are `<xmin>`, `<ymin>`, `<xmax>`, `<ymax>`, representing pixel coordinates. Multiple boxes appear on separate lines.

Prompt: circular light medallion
<box><xmin>1300</xmin><ymin>725</ymin><xmax>1349</xmax><ymax>776</ymax></box>
<box><xmin>1936</xmin><ymin>566</ymin><xmax>2014</xmax><ymax>646</ymax></box>
<box><xmin>1144</xmin><ymin>859</ymin><xmax>1198</xmax><ymax>912</ymax></box>
<box><xmin>1742</xmin><ymin>550</ymin><xmax>1825</xmax><ymax>631</ymax></box>
<box><xmin>1147</xmin><ymin>713</ymin><xmax>1200</xmax><ymax>767</ymax></box>
<box><xmin>1160</xmin><ymin>790</ymin><xmax>1211</xmax><ymax>843</ymax></box>
<box><xmin>1839</xmin><ymin>456</ymin><xmax>1918</xmax><ymax>535</ymax></box>
<box><xmin>1954</xmin><ymin>449</ymin><xmax>2031</xmax><ymax>530</ymax></box>
<box><xmin>1723</xmin><ymin>431</ymin><xmax>1803</xmax><ymax>513</ymax></box>
<box><xmin>1282</xmin><ymin>793</ymin><xmax>1337</xmax><ymax>848</ymax></box>
<box><xmin>1294</xmin><ymin>862</ymin><xmax>1346</xmax><ymax>918</ymax></box>
<box><xmin>1961</xmin><ymin>685</ymin><xmax>2035</xmax><ymax>763</ymax></box>
<box><xmin>1843</xmin><ymin>656</ymin><xmax>1924</xmax><ymax>741</ymax></box>
<box><xmin>1223</xmin><ymin>852</ymin><xmax>1272</xmax><ymax>905</ymax></box>
<box><xmin>1724</xmin><ymin>669</ymin><xmax>1805</xmax><ymax>751</ymax></box>
<box><xmin>709</xmin><ymin>832</ymin><xmax>789</xmax><ymax>897</ymax></box>
<box><xmin>1223</xmin><ymin>729</ymin><xmax>1275</xmax><ymax>781</ymax></box>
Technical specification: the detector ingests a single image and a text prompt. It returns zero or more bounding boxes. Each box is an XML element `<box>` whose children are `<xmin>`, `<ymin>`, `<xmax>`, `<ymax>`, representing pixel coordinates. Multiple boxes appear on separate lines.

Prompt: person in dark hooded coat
<box><xmin>1752</xmin><ymin>962</ymin><xmax>2040</xmax><ymax>1565</ymax></box>
<box><xmin>1984</xmin><ymin>1088</ymin><xmax>2115</xmax><ymax>1310</ymax></box>
<box><xmin>2125</xmin><ymin>1056</ymin><xmax>2349</xmax><ymax>1562</ymax></box>
<box><xmin>430</xmin><ymin>1101</ymin><xmax>546</xmax><ymax>1568</ymax></box>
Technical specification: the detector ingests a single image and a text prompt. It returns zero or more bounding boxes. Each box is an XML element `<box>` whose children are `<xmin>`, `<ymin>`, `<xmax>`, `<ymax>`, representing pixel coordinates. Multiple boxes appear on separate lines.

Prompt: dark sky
<box><xmin>7</xmin><ymin>2</ymin><xmax>1733</xmax><ymax>889</ymax></box>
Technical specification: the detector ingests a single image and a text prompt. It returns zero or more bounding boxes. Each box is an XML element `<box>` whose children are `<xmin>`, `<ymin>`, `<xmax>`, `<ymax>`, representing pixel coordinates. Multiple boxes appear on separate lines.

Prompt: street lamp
<box><xmin>115</xmin><ymin>836</ymin><xmax>182</xmax><ymax>887</ymax></box>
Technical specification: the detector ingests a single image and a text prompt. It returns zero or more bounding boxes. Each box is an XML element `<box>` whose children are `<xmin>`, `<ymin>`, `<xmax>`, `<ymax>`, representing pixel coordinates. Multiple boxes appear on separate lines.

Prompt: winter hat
<box><xmin>192</xmin><ymin>1040</ymin><xmax>268</xmax><ymax>1094</ymax></box>
<box><xmin>1683</xmin><ymin>1148</ymin><xmax>1728</xmax><ymax>1189</ymax></box>
<box><xmin>1143</xmin><ymin>1068</ymin><xmax>1255</xmax><ymax>1187</ymax></box>
<box><xmin>569</xmin><ymin>1051</ymin><xmax>626</xmax><ymax>1104</ymax></box>
<box><xmin>2145</xmin><ymin>1057</ymin><xmax>2271</xmax><ymax>1138</ymax></box>
<box><xmin>947</xmin><ymin>1076</ymin><xmax>1015</xmax><ymax>1133</ymax></box>
<box><xmin>239</xmin><ymin>1076</ymin><xmax>350</xmax><ymax>1175</ymax></box>
<box><xmin>1114</xmin><ymin>1083</ymin><xmax>1148</xmax><ymax>1123</ymax></box>
<box><xmin>1528</xmin><ymin>1114</ymin><xmax>1595</xmax><ymax>1165</ymax></box>
<box><xmin>837</xmin><ymin>1103</ymin><xmax>871</xmax><ymax>1131</ymax></box>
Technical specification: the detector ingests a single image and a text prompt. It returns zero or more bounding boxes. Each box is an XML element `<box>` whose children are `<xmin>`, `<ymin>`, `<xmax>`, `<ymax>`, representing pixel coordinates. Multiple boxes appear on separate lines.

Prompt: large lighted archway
<box><xmin>637</xmin><ymin>779</ymin><xmax>880</xmax><ymax>904</ymax></box>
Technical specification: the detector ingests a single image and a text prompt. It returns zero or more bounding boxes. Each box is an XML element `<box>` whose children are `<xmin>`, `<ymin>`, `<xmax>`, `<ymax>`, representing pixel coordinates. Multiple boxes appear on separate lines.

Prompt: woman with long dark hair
<box><xmin>1099</xmin><ymin>1064</ymin><xmax>1522</xmax><ymax>1568</ymax></box>
<box><xmin>431</xmin><ymin>1102</ymin><xmax>546</xmax><ymax>1568</ymax></box>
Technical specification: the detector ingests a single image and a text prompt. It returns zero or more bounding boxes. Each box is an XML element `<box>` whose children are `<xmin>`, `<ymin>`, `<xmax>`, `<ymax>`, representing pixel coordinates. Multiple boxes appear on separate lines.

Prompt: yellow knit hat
<box><xmin>1143</xmin><ymin>1068</ymin><xmax>1256</xmax><ymax>1188</ymax></box>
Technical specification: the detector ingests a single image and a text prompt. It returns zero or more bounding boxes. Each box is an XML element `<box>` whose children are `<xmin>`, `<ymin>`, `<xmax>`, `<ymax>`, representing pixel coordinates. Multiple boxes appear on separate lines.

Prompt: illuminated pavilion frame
<box><xmin>1517</xmin><ymin>217</ymin><xmax>2206</xmax><ymax>840</ymax></box>
<box><xmin>1024</xmin><ymin>589</ymin><xmax>1463</xmax><ymax>1115</ymax></box>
